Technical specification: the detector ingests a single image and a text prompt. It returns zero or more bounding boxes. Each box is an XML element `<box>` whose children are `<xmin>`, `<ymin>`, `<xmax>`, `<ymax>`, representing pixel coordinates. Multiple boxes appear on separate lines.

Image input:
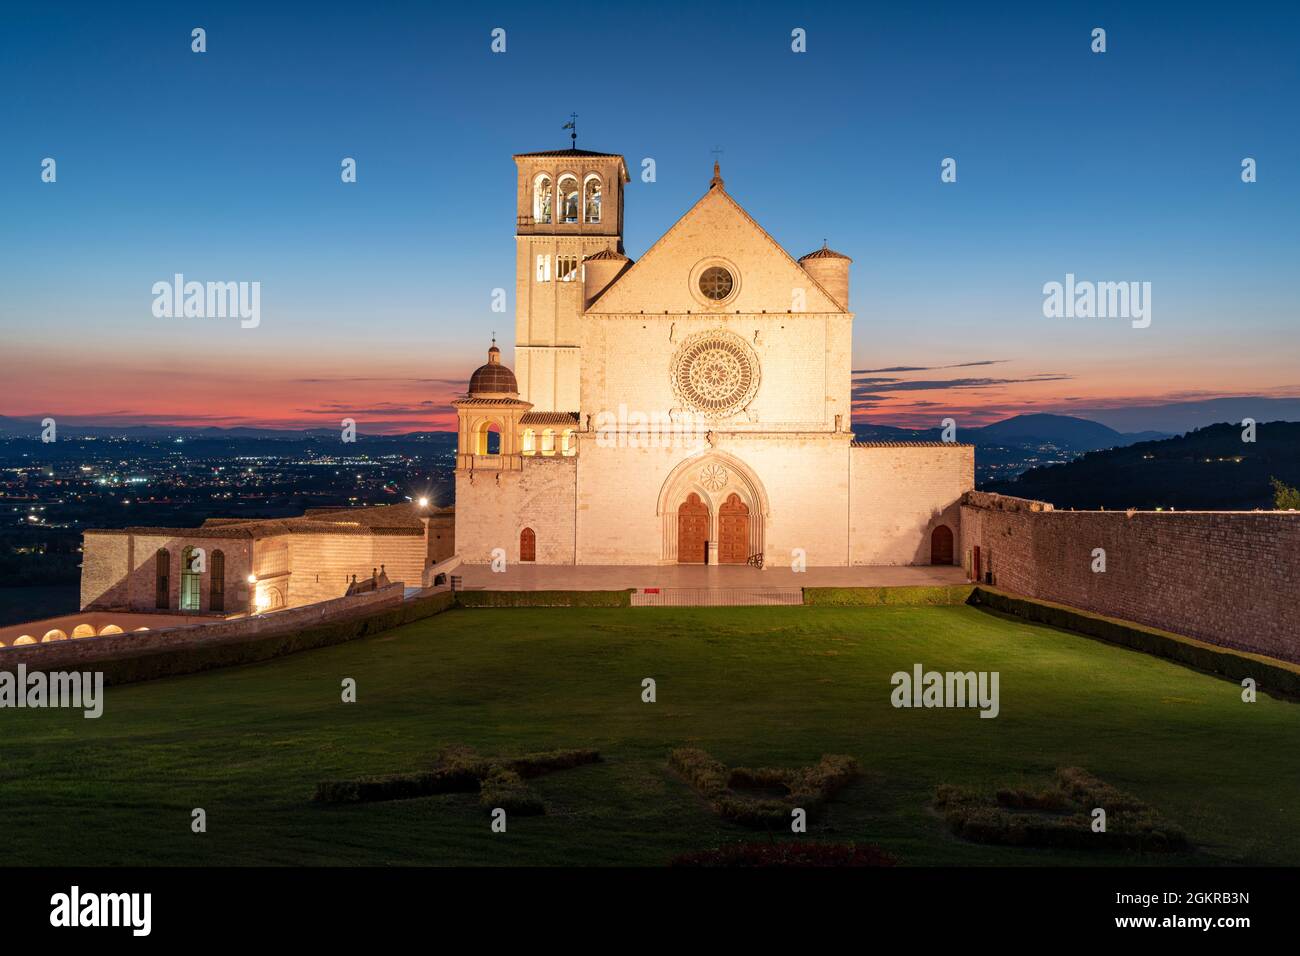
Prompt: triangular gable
<box><xmin>586</xmin><ymin>186</ymin><xmax>847</xmax><ymax>314</ymax></box>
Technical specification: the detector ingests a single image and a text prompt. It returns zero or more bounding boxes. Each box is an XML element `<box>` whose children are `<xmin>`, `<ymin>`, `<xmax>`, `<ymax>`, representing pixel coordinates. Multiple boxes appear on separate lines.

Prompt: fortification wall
<box><xmin>960</xmin><ymin>492</ymin><xmax>1300</xmax><ymax>661</ymax></box>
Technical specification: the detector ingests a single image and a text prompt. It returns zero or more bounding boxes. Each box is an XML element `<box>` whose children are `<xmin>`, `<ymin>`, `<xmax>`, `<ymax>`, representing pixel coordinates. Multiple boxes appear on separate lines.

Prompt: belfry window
<box><xmin>557</xmin><ymin>255</ymin><xmax>579</xmax><ymax>282</ymax></box>
<box><xmin>536</xmin><ymin>254</ymin><xmax>551</xmax><ymax>282</ymax></box>
<box><xmin>558</xmin><ymin>175</ymin><xmax>579</xmax><ymax>222</ymax></box>
<box><xmin>584</xmin><ymin>175</ymin><xmax>601</xmax><ymax>223</ymax></box>
<box><xmin>534</xmin><ymin>174</ymin><xmax>553</xmax><ymax>224</ymax></box>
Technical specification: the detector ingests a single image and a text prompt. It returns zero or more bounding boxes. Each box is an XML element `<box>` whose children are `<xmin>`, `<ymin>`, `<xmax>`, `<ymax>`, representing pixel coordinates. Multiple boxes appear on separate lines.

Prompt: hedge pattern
<box><xmin>935</xmin><ymin>767</ymin><xmax>1188</xmax><ymax>852</ymax></box>
<box><xmin>669</xmin><ymin>748</ymin><xmax>860</xmax><ymax>828</ymax></box>
<box><xmin>315</xmin><ymin>746</ymin><xmax>601</xmax><ymax>816</ymax></box>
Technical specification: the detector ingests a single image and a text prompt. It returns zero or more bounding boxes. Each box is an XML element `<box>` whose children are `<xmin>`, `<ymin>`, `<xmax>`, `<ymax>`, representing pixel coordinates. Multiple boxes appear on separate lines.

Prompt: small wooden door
<box><xmin>972</xmin><ymin>546</ymin><xmax>981</xmax><ymax>582</ymax></box>
<box><xmin>520</xmin><ymin>527</ymin><xmax>536</xmax><ymax>562</ymax></box>
<box><xmin>718</xmin><ymin>493</ymin><xmax>750</xmax><ymax>564</ymax></box>
<box><xmin>677</xmin><ymin>493</ymin><xmax>709</xmax><ymax>564</ymax></box>
<box><xmin>930</xmin><ymin>525</ymin><xmax>954</xmax><ymax>565</ymax></box>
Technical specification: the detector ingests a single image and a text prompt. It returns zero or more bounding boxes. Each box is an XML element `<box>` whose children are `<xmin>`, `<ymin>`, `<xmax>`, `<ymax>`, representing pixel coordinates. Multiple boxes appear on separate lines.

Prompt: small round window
<box><xmin>698</xmin><ymin>266</ymin><xmax>734</xmax><ymax>301</ymax></box>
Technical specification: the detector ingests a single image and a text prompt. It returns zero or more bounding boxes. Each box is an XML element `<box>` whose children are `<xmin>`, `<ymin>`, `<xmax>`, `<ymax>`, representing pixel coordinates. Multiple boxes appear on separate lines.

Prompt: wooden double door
<box><xmin>677</xmin><ymin>492</ymin><xmax>750</xmax><ymax>564</ymax></box>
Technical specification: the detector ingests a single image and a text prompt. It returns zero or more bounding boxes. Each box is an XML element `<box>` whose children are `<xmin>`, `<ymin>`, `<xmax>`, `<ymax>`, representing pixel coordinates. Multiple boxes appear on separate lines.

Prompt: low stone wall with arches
<box><xmin>0</xmin><ymin>610</ymin><xmax>216</xmax><ymax>649</ymax></box>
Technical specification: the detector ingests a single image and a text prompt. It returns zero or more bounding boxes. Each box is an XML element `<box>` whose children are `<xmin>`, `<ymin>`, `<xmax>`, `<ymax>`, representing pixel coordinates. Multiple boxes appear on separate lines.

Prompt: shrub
<box><xmin>479</xmin><ymin>767</ymin><xmax>545</xmax><ymax>816</ymax></box>
<box><xmin>670</xmin><ymin>748</ymin><xmax>860</xmax><ymax>829</ymax></box>
<box><xmin>314</xmin><ymin>745</ymin><xmax>599</xmax><ymax>816</ymax></box>
<box><xmin>803</xmin><ymin>585</ymin><xmax>973</xmax><ymax>607</ymax></box>
<box><xmin>505</xmin><ymin>749</ymin><xmax>602</xmax><ymax>778</ymax></box>
<box><xmin>671</xmin><ymin>841</ymin><xmax>897</xmax><ymax>867</ymax></box>
<box><xmin>935</xmin><ymin>767</ymin><xmax>1187</xmax><ymax>852</ymax></box>
<box><xmin>454</xmin><ymin>590</ymin><xmax>632</xmax><ymax>608</ymax></box>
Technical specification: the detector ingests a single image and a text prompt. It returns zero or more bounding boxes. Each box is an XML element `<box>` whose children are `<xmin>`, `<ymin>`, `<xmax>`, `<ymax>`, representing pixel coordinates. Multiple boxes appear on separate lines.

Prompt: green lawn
<box><xmin>3</xmin><ymin>604</ymin><xmax>1298</xmax><ymax>866</ymax></box>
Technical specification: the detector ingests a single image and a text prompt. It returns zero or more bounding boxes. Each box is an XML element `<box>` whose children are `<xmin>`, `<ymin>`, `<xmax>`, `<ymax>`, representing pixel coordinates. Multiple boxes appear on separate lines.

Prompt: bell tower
<box><xmin>512</xmin><ymin>144</ymin><xmax>629</xmax><ymax>413</ymax></box>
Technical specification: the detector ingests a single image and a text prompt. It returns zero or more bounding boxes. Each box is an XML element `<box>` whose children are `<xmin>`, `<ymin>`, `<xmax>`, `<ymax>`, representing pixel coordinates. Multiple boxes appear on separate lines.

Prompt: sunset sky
<box><xmin>2</xmin><ymin>1</ymin><xmax>1297</xmax><ymax>433</ymax></box>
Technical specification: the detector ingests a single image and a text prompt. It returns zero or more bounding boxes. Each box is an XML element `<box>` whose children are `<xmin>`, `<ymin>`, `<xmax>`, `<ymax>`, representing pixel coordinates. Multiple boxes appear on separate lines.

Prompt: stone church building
<box><xmin>453</xmin><ymin>146</ymin><xmax>974</xmax><ymax>567</ymax></box>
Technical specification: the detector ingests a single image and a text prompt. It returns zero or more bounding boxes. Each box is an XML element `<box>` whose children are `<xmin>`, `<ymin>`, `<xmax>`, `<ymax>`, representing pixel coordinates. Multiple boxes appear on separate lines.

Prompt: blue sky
<box><xmin>1</xmin><ymin>0</ymin><xmax>1296</xmax><ymax>429</ymax></box>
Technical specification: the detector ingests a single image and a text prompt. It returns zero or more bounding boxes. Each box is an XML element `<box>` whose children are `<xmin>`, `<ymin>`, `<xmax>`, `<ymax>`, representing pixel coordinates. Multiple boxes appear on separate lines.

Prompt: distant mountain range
<box><xmin>854</xmin><ymin>413</ymin><xmax>1168</xmax><ymax>452</ymax></box>
<box><xmin>0</xmin><ymin>417</ymin><xmax>453</xmax><ymax>442</ymax></box>
<box><xmin>984</xmin><ymin>421</ymin><xmax>1300</xmax><ymax>510</ymax></box>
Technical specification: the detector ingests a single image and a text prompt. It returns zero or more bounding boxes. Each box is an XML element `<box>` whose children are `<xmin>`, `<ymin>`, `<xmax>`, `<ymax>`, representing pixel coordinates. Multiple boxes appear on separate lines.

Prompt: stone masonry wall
<box><xmin>961</xmin><ymin>492</ymin><xmax>1300</xmax><ymax>661</ymax></box>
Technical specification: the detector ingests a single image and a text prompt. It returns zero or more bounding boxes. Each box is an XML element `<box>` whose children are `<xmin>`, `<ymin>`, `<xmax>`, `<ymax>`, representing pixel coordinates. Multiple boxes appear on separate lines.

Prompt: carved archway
<box><xmin>657</xmin><ymin>451</ymin><xmax>768</xmax><ymax>564</ymax></box>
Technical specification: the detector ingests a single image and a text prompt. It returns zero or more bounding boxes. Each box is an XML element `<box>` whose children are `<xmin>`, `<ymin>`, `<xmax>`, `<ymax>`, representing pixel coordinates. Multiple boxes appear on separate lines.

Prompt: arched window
<box><xmin>155</xmin><ymin>548</ymin><xmax>170</xmax><ymax>609</ymax></box>
<box><xmin>520</xmin><ymin>527</ymin><xmax>536</xmax><ymax>562</ymax></box>
<box><xmin>180</xmin><ymin>546</ymin><xmax>202</xmax><ymax>611</ymax></box>
<box><xmin>558</xmin><ymin>175</ymin><xmax>579</xmax><ymax>222</ymax></box>
<box><xmin>584</xmin><ymin>175</ymin><xmax>601</xmax><ymax>223</ymax></box>
<box><xmin>541</xmin><ymin>429</ymin><xmax>556</xmax><ymax>456</ymax></box>
<box><xmin>521</xmin><ymin>429</ymin><xmax>536</xmax><ymax>455</ymax></box>
<box><xmin>473</xmin><ymin>421</ymin><xmax>502</xmax><ymax>456</ymax></box>
<box><xmin>561</xmin><ymin>429</ymin><xmax>576</xmax><ymax>456</ymax></box>
<box><xmin>210</xmin><ymin>549</ymin><xmax>226</xmax><ymax>612</ymax></box>
<box><xmin>533</xmin><ymin>174</ymin><xmax>552</xmax><ymax>224</ymax></box>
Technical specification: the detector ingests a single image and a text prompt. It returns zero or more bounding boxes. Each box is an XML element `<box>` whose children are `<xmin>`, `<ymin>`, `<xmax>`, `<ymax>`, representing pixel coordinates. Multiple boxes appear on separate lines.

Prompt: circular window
<box><xmin>670</xmin><ymin>331</ymin><xmax>760</xmax><ymax>418</ymax></box>
<box><xmin>698</xmin><ymin>266</ymin><xmax>734</xmax><ymax>301</ymax></box>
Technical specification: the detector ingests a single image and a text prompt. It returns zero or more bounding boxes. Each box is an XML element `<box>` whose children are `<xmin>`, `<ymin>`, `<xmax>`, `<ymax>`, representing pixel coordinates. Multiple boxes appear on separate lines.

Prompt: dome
<box><xmin>467</xmin><ymin>343</ymin><xmax>519</xmax><ymax>396</ymax></box>
<box><xmin>798</xmin><ymin>243</ymin><xmax>852</xmax><ymax>262</ymax></box>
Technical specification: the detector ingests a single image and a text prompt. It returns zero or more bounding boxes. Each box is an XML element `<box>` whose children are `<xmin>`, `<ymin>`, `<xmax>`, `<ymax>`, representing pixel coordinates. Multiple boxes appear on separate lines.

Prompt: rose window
<box><xmin>670</xmin><ymin>331</ymin><xmax>760</xmax><ymax>417</ymax></box>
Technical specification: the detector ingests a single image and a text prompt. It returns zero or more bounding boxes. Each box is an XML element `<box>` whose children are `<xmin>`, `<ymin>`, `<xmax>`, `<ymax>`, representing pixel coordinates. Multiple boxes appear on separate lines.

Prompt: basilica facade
<box><xmin>453</xmin><ymin>146</ymin><xmax>973</xmax><ymax>568</ymax></box>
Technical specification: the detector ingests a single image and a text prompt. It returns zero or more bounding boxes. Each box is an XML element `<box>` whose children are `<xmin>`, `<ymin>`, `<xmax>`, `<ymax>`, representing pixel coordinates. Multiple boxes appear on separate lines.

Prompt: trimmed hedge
<box><xmin>935</xmin><ymin>767</ymin><xmax>1188</xmax><ymax>853</ymax></box>
<box><xmin>74</xmin><ymin>591</ymin><xmax>457</xmax><ymax>687</ymax></box>
<box><xmin>969</xmin><ymin>587</ymin><xmax>1300</xmax><ymax>698</ymax></box>
<box><xmin>454</xmin><ymin>589</ymin><xmax>633</xmax><ymax>608</ymax></box>
<box><xmin>803</xmin><ymin>585</ymin><xmax>974</xmax><ymax>607</ymax></box>
<box><xmin>315</xmin><ymin>746</ymin><xmax>601</xmax><ymax>815</ymax></box>
<box><xmin>669</xmin><ymin>748</ymin><xmax>861</xmax><ymax>829</ymax></box>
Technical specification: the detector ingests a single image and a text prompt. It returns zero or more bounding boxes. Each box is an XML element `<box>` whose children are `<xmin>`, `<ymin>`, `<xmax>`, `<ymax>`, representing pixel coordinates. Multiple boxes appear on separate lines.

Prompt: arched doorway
<box><xmin>520</xmin><ymin>527</ymin><xmax>536</xmax><ymax>562</ymax></box>
<box><xmin>677</xmin><ymin>493</ymin><xmax>709</xmax><ymax>564</ymax></box>
<box><xmin>718</xmin><ymin>493</ymin><xmax>750</xmax><ymax>564</ymax></box>
<box><xmin>931</xmin><ymin>524</ymin><xmax>954</xmax><ymax>565</ymax></box>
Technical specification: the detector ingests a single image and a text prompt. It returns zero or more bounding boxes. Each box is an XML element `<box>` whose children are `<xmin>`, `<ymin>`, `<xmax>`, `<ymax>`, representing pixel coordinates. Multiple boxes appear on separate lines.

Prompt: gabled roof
<box><xmin>586</xmin><ymin>174</ymin><xmax>847</xmax><ymax>313</ymax></box>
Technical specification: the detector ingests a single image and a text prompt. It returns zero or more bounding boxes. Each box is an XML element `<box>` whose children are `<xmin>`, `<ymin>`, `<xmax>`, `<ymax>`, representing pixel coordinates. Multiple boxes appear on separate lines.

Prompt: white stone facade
<box><xmin>454</xmin><ymin>148</ymin><xmax>973</xmax><ymax>568</ymax></box>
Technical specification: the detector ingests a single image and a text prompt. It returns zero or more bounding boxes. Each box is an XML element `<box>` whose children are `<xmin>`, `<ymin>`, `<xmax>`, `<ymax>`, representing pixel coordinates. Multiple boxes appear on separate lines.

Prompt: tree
<box><xmin>1270</xmin><ymin>477</ymin><xmax>1300</xmax><ymax>510</ymax></box>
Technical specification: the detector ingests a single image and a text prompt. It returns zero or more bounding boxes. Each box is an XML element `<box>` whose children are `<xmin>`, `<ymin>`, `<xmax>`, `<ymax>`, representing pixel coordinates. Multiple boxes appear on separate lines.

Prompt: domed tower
<box><xmin>582</xmin><ymin>248</ymin><xmax>631</xmax><ymax>309</ymax></box>
<box><xmin>798</xmin><ymin>243</ymin><xmax>852</xmax><ymax>310</ymax></box>
<box><xmin>452</xmin><ymin>340</ymin><xmax>532</xmax><ymax>472</ymax></box>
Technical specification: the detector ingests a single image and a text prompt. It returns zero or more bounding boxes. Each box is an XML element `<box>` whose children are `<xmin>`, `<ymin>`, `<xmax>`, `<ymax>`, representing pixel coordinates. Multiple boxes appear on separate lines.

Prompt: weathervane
<box><xmin>562</xmin><ymin>113</ymin><xmax>578</xmax><ymax>148</ymax></box>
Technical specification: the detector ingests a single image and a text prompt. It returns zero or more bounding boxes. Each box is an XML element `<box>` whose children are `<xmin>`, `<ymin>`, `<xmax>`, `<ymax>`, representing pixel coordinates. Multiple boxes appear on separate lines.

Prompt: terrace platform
<box><xmin>453</xmin><ymin>563</ymin><xmax>966</xmax><ymax>593</ymax></box>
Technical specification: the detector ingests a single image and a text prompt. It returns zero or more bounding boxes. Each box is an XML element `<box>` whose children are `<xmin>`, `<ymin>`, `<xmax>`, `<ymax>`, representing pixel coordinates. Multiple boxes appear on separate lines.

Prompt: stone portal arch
<box><xmin>657</xmin><ymin>451</ymin><xmax>768</xmax><ymax>564</ymax></box>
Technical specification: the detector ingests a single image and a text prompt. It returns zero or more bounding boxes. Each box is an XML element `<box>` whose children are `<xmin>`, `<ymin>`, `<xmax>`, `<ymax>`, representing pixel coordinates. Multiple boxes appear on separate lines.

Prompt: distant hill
<box><xmin>0</xmin><ymin>416</ymin><xmax>456</xmax><ymax>443</ymax></box>
<box><xmin>853</xmin><ymin>413</ymin><xmax>1169</xmax><ymax>483</ymax></box>
<box><xmin>855</xmin><ymin>413</ymin><xmax>1165</xmax><ymax>452</ymax></box>
<box><xmin>983</xmin><ymin>421</ymin><xmax>1300</xmax><ymax>510</ymax></box>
